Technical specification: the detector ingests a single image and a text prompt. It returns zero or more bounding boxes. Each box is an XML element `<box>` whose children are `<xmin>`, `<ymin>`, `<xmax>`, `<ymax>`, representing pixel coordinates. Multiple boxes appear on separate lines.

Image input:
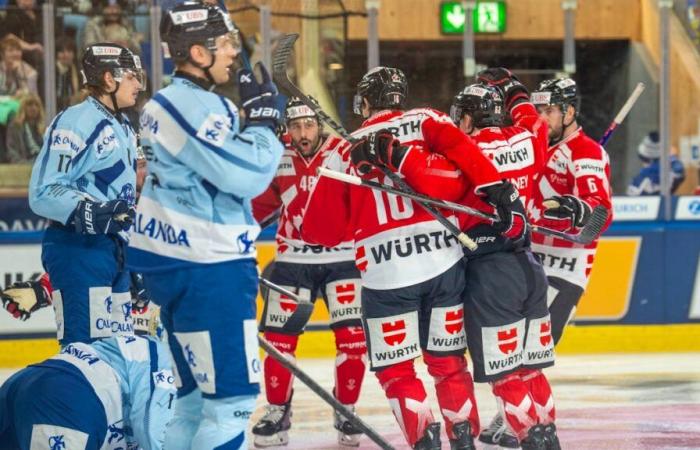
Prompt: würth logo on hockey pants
<box><xmin>540</xmin><ymin>321</ymin><xmax>552</xmax><ymax>347</ymax></box>
<box><xmin>382</xmin><ymin>320</ymin><xmax>406</xmax><ymax>346</ymax></box>
<box><xmin>524</xmin><ymin>316</ymin><xmax>555</xmax><ymax>366</ymax></box>
<box><xmin>498</xmin><ymin>327</ymin><xmax>519</xmax><ymax>355</ymax></box>
<box><xmin>335</xmin><ymin>283</ymin><xmax>356</xmax><ymax>304</ymax></box>
<box><xmin>366</xmin><ymin>311</ymin><xmax>420</xmax><ymax>369</ymax></box>
<box><xmin>445</xmin><ymin>309</ymin><xmax>464</xmax><ymax>335</ymax></box>
<box><xmin>279</xmin><ymin>295</ymin><xmax>298</xmax><ymax>313</ymax></box>
<box><xmin>427</xmin><ymin>305</ymin><xmax>467</xmax><ymax>352</ymax></box>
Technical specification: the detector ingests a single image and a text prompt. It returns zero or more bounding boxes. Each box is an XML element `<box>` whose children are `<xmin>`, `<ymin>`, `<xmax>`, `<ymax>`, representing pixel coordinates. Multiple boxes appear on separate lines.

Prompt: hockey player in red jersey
<box><xmin>251</xmin><ymin>97</ymin><xmax>367</xmax><ymax>447</ymax></box>
<box><xmin>529</xmin><ymin>78</ymin><xmax>613</xmax><ymax>345</ymax></box>
<box><xmin>448</xmin><ymin>72</ymin><xmax>560</xmax><ymax>450</ymax></box>
<box><xmin>302</xmin><ymin>66</ymin><xmax>520</xmax><ymax>450</ymax></box>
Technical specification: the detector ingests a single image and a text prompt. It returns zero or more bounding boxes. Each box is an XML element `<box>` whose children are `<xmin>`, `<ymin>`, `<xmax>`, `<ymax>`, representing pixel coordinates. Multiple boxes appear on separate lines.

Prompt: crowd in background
<box><xmin>0</xmin><ymin>0</ymin><xmax>698</xmax><ymax>195</ymax></box>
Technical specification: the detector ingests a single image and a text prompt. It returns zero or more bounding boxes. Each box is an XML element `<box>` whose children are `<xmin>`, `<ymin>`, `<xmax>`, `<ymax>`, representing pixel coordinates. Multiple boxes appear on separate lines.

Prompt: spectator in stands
<box><xmin>56</xmin><ymin>36</ymin><xmax>83</xmax><ymax>111</ymax></box>
<box><xmin>627</xmin><ymin>131</ymin><xmax>686</xmax><ymax>196</ymax></box>
<box><xmin>0</xmin><ymin>35</ymin><xmax>38</xmax><ymax>97</ymax></box>
<box><xmin>83</xmin><ymin>1</ymin><xmax>142</xmax><ymax>54</ymax></box>
<box><xmin>5</xmin><ymin>93</ymin><xmax>44</xmax><ymax>163</ymax></box>
<box><xmin>1</xmin><ymin>0</ymin><xmax>43</xmax><ymax>67</ymax></box>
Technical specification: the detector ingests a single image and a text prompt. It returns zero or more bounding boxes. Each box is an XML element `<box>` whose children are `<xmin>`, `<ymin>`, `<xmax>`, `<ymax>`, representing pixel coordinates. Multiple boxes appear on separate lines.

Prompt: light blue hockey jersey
<box><xmin>127</xmin><ymin>76</ymin><xmax>283</xmax><ymax>271</ymax></box>
<box><xmin>29</xmin><ymin>96</ymin><xmax>138</xmax><ymax>229</ymax></box>
<box><xmin>92</xmin><ymin>335</ymin><xmax>175</xmax><ymax>450</ymax></box>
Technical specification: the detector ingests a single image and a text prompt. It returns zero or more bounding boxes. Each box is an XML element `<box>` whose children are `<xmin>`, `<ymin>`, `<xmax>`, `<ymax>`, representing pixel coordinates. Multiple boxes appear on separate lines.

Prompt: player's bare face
<box><xmin>459</xmin><ymin>115</ymin><xmax>475</xmax><ymax>135</ymax></box>
<box><xmin>288</xmin><ymin>118</ymin><xmax>321</xmax><ymax>156</ymax></box>
<box><xmin>538</xmin><ymin>105</ymin><xmax>564</xmax><ymax>142</ymax></box>
<box><xmin>210</xmin><ymin>34</ymin><xmax>239</xmax><ymax>84</ymax></box>
<box><xmin>112</xmin><ymin>72</ymin><xmax>142</xmax><ymax>108</ymax></box>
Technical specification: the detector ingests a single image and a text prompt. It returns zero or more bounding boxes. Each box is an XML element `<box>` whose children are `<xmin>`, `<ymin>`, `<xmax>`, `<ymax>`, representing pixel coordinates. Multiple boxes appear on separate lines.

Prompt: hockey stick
<box><xmin>271</xmin><ymin>33</ymin><xmax>478</xmax><ymax>251</ymax></box>
<box><xmin>318</xmin><ymin>166</ymin><xmax>609</xmax><ymax>245</ymax></box>
<box><xmin>599</xmin><ymin>82</ymin><xmax>645</xmax><ymax>146</ymax></box>
<box><xmin>258</xmin><ymin>277</ymin><xmax>315</xmax><ymax>333</ymax></box>
<box><xmin>257</xmin><ymin>335</ymin><xmax>396</xmax><ymax>450</ymax></box>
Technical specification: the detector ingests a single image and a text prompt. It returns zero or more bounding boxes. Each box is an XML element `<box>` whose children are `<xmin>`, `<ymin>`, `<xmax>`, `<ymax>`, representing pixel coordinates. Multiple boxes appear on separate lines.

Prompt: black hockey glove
<box><xmin>129</xmin><ymin>272</ymin><xmax>150</xmax><ymax>315</ymax></box>
<box><xmin>1</xmin><ymin>280</ymin><xmax>51</xmax><ymax>321</ymax></box>
<box><xmin>477</xmin><ymin>67</ymin><xmax>529</xmax><ymax>111</ymax></box>
<box><xmin>350</xmin><ymin>130</ymin><xmax>410</xmax><ymax>175</ymax></box>
<box><xmin>349</xmin><ymin>136</ymin><xmax>378</xmax><ymax>175</ymax></box>
<box><xmin>237</xmin><ymin>62</ymin><xmax>286</xmax><ymax>131</ymax></box>
<box><xmin>542</xmin><ymin>194</ymin><xmax>592</xmax><ymax>231</ymax></box>
<box><xmin>481</xmin><ymin>181</ymin><xmax>527</xmax><ymax>242</ymax></box>
<box><xmin>72</xmin><ymin>199</ymin><xmax>135</xmax><ymax>235</ymax></box>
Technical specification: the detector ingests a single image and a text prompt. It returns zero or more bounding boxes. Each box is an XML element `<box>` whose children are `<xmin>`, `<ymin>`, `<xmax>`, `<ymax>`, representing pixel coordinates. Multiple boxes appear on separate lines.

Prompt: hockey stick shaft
<box><xmin>319</xmin><ymin>166</ymin><xmax>608</xmax><ymax>245</ymax></box>
<box><xmin>271</xmin><ymin>33</ymin><xmax>477</xmax><ymax>251</ymax></box>
<box><xmin>257</xmin><ymin>335</ymin><xmax>396</xmax><ymax>450</ymax></box>
<box><xmin>599</xmin><ymin>82</ymin><xmax>645</xmax><ymax>146</ymax></box>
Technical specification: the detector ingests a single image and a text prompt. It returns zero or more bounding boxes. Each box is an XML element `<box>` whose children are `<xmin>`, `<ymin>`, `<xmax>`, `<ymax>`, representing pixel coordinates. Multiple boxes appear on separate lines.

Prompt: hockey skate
<box><xmin>543</xmin><ymin>423</ymin><xmax>561</xmax><ymax>450</ymax></box>
<box><xmin>252</xmin><ymin>401</ymin><xmax>292</xmax><ymax>448</ymax></box>
<box><xmin>478</xmin><ymin>413</ymin><xmax>519</xmax><ymax>448</ymax></box>
<box><xmin>334</xmin><ymin>404</ymin><xmax>362</xmax><ymax>446</ymax></box>
<box><xmin>413</xmin><ymin>422</ymin><xmax>441</xmax><ymax>450</ymax></box>
<box><xmin>520</xmin><ymin>425</ymin><xmax>547</xmax><ymax>450</ymax></box>
<box><xmin>449</xmin><ymin>421</ymin><xmax>476</xmax><ymax>450</ymax></box>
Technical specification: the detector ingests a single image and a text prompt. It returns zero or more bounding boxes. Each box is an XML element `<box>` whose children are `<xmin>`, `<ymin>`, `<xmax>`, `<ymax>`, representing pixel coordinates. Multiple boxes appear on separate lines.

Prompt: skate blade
<box><xmin>254</xmin><ymin>431</ymin><xmax>290</xmax><ymax>448</ymax></box>
<box><xmin>337</xmin><ymin>432</ymin><xmax>361</xmax><ymax>447</ymax></box>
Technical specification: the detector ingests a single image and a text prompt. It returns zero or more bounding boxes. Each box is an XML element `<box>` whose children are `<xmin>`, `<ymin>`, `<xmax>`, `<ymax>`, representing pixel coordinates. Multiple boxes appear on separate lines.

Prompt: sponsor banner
<box><xmin>612</xmin><ymin>196</ymin><xmax>660</xmax><ymax>221</ymax></box>
<box><xmin>675</xmin><ymin>196</ymin><xmax>700</xmax><ymax>220</ymax></box>
<box><xmin>0</xmin><ymin>198</ymin><xmax>48</xmax><ymax>232</ymax></box>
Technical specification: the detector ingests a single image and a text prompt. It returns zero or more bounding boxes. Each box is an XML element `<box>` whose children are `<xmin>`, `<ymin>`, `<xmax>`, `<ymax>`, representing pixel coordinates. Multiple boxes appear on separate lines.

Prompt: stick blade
<box><xmin>578</xmin><ymin>205</ymin><xmax>609</xmax><ymax>244</ymax></box>
<box><xmin>272</xmin><ymin>33</ymin><xmax>299</xmax><ymax>85</ymax></box>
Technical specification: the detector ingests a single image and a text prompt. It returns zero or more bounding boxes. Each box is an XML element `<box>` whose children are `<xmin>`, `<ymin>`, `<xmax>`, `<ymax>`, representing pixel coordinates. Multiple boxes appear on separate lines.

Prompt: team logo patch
<box><xmin>174</xmin><ymin>331</ymin><xmax>217</xmax><ymax>394</ymax></box>
<box><xmin>264</xmin><ymin>286</ymin><xmax>312</xmax><ymax>327</ymax></box>
<box><xmin>31</xmin><ymin>425</ymin><xmax>88</xmax><ymax>450</ymax></box>
<box><xmin>89</xmin><ymin>286</ymin><xmax>114</xmax><ymax>339</ymax></box>
<box><xmin>326</xmin><ymin>280</ymin><xmax>362</xmax><ymax>324</ymax></box>
<box><xmin>482</xmin><ymin>319</ymin><xmax>526</xmax><ymax>376</ymax></box>
<box><xmin>427</xmin><ymin>305</ymin><xmax>467</xmax><ymax>352</ymax></box>
<box><xmin>523</xmin><ymin>316</ymin><xmax>555</xmax><ymax>366</ymax></box>
<box><xmin>366</xmin><ymin>311</ymin><xmax>420</xmax><ymax>369</ymax></box>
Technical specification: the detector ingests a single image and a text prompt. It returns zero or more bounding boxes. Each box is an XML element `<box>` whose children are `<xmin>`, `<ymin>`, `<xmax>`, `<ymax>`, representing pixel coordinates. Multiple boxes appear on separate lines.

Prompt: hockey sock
<box><xmin>491</xmin><ymin>373</ymin><xmax>538</xmax><ymax>441</ymax></box>
<box><xmin>191</xmin><ymin>395</ymin><xmax>256</xmax><ymax>450</ymax></box>
<box><xmin>376</xmin><ymin>359</ymin><xmax>435</xmax><ymax>446</ymax></box>
<box><xmin>423</xmin><ymin>352</ymin><xmax>480</xmax><ymax>439</ymax></box>
<box><xmin>333</xmin><ymin>325</ymin><xmax>368</xmax><ymax>404</ymax></box>
<box><xmin>519</xmin><ymin>368</ymin><xmax>555</xmax><ymax>425</ymax></box>
<box><xmin>263</xmin><ymin>331</ymin><xmax>299</xmax><ymax>405</ymax></box>
<box><xmin>163</xmin><ymin>389</ymin><xmax>203</xmax><ymax>450</ymax></box>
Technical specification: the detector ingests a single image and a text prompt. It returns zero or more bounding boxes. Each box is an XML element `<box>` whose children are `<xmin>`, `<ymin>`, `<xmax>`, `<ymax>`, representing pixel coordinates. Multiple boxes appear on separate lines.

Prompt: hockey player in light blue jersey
<box><xmin>0</xmin><ymin>335</ymin><xmax>175</xmax><ymax>450</ymax></box>
<box><xmin>127</xmin><ymin>3</ymin><xmax>285</xmax><ymax>449</ymax></box>
<box><xmin>28</xmin><ymin>43</ymin><xmax>145</xmax><ymax>346</ymax></box>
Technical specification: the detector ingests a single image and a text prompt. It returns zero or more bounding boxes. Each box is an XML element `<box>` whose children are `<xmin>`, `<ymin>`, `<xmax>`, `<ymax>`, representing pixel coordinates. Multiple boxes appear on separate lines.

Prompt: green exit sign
<box><xmin>440</xmin><ymin>1</ymin><xmax>507</xmax><ymax>34</ymax></box>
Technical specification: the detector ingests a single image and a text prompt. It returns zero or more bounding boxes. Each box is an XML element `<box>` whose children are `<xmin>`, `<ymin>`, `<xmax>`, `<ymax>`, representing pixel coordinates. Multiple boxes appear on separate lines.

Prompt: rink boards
<box><xmin>1</xmin><ymin>196</ymin><xmax>700</xmax><ymax>366</ymax></box>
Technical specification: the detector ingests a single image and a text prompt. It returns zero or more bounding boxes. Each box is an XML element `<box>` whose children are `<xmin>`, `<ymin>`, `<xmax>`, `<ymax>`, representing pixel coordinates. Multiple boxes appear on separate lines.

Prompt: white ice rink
<box><xmin>2</xmin><ymin>352</ymin><xmax>699</xmax><ymax>449</ymax></box>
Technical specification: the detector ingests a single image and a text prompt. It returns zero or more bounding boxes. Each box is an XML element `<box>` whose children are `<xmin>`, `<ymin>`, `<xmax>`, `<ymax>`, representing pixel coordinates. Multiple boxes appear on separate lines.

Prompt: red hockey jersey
<box><xmin>252</xmin><ymin>134</ymin><xmax>354</xmax><ymax>263</ymax></box>
<box><xmin>530</xmin><ymin>127</ymin><xmax>613</xmax><ymax>288</ymax></box>
<box><xmin>302</xmin><ymin>108</ymin><xmax>501</xmax><ymax>290</ymax></box>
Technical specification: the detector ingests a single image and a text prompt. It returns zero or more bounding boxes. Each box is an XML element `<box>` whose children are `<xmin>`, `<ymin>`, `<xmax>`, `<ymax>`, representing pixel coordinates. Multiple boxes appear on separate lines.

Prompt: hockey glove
<box><xmin>477</xmin><ymin>67</ymin><xmax>529</xmax><ymax>111</ymax></box>
<box><xmin>349</xmin><ymin>136</ymin><xmax>378</xmax><ymax>175</ymax></box>
<box><xmin>542</xmin><ymin>194</ymin><xmax>592</xmax><ymax>231</ymax></box>
<box><xmin>481</xmin><ymin>181</ymin><xmax>527</xmax><ymax>242</ymax></box>
<box><xmin>370</xmin><ymin>129</ymin><xmax>410</xmax><ymax>172</ymax></box>
<box><xmin>1</xmin><ymin>278</ymin><xmax>52</xmax><ymax>321</ymax></box>
<box><xmin>72</xmin><ymin>199</ymin><xmax>135</xmax><ymax>235</ymax></box>
<box><xmin>238</xmin><ymin>62</ymin><xmax>286</xmax><ymax>131</ymax></box>
<box><xmin>129</xmin><ymin>272</ymin><xmax>150</xmax><ymax>315</ymax></box>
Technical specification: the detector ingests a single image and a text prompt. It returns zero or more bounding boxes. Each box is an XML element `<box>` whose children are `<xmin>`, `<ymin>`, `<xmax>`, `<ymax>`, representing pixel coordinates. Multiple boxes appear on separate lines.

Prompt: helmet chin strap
<box><xmin>188</xmin><ymin>49</ymin><xmax>217</xmax><ymax>88</ymax></box>
<box><xmin>106</xmin><ymin>80</ymin><xmax>124</xmax><ymax>123</ymax></box>
<box><xmin>550</xmin><ymin>104</ymin><xmax>576</xmax><ymax>145</ymax></box>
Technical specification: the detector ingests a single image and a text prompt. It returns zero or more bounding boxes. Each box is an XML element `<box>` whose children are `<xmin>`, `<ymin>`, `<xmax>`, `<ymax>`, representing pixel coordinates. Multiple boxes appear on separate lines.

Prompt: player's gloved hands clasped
<box><xmin>72</xmin><ymin>199</ymin><xmax>135</xmax><ymax>235</ymax></box>
<box><xmin>542</xmin><ymin>194</ymin><xmax>592</xmax><ymax>231</ymax></box>
<box><xmin>1</xmin><ymin>280</ymin><xmax>51</xmax><ymax>321</ymax></box>
<box><xmin>481</xmin><ymin>181</ymin><xmax>527</xmax><ymax>242</ymax></box>
<box><xmin>350</xmin><ymin>129</ymin><xmax>409</xmax><ymax>175</ymax></box>
<box><xmin>477</xmin><ymin>67</ymin><xmax>529</xmax><ymax>111</ymax></box>
<box><xmin>237</xmin><ymin>62</ymin><xmax>286</xmax><ymax>131</ymax></box>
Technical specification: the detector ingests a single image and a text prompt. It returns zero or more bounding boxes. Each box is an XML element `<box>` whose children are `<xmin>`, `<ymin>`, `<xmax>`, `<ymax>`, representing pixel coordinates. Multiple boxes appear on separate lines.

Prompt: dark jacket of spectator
<box><xmin>55</xmin><ymin>36</ymin><xmax>83</xmax><ymax>111</ymax></box>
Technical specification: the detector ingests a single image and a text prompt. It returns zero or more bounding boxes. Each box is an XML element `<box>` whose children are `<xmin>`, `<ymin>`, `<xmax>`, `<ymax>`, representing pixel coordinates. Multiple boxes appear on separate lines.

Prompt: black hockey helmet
<box><xmin>285</xmin><ymin>96</ymin><xmax>319</xmax><ymax>124</ymax></box>
<box><xmin>353</xmin><ymin>66</ymin><xmax>407</xmax><ymax>115</ymax></box>
<box><xmin>160</xmin><ymin>2</ymin><xmax>241</xmax><ymax>62</ymax></box>
<box><xmin>81</xmin><ymin>43</ymin><xmax>145</xmax><ymax>91</ymax></box>
<box><xmin>530</xmin><ymin>77</ymin><xmax>580</xmax><ymax>115</ymax></box>
<box><xmin>450</xmin><ymin>83</ymin><xmax>505</xmax><ymax>128</ymax></box>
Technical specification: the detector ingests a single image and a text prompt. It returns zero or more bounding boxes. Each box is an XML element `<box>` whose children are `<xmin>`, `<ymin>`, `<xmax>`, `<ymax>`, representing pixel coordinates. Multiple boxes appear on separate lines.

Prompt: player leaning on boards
<box><xmin>126</xmin><ymin>2</ymin><xmax>285</xmax><ymax>449</ymax></box>
<box><xmin>27</xmin><ymin>43</ymin><xmax>144</xmax><ymax>346</ymax></box>
<box><xmin>251</xmin><ymin>97</ymin><xmax>367</xmax><ymax>447</ymax></box>
<box><xmin>449</xmin><ymin>70</ymin><xmax>560</xmax><ymax>450</ymax></box>
<box><xmin>529</xmin><ymin>79</ymin><xmax>613</xmax><ymax>345</ymax></box>
<box><xmin>303</xmin><ymin>67</ymin><xmax>516</xmax><ymax>450</ymax></box>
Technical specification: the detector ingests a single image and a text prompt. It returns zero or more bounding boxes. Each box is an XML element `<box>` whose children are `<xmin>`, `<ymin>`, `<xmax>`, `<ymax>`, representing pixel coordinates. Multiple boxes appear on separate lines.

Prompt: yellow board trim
<box><xmin>2</xmin><ymin>324</ymin><xmax>700</xmax><ymax>368</ymax></box>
